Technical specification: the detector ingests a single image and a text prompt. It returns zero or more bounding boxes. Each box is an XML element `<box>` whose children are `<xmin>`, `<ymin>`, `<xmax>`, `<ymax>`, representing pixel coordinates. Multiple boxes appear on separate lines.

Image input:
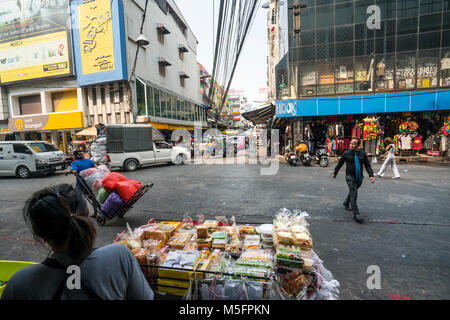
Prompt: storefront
<box><xmin>276</xmin><ymin>90</ymin><xmax>450</xmax><ymax>158</ymax></box>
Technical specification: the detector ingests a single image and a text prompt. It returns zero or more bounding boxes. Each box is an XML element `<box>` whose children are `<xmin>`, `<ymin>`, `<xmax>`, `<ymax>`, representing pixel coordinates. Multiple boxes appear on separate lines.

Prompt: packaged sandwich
<box><xmin>202</xmin><ymin>220</ymin><xmax>218</xmax><ymax>232</ymax></box>
<box><xmin>239</xmin><ymin>225</ymin><xmax>256</xmax><ymax>236</ymax></box>
<box><xmin>276</xmin><ymin>231</ymin><xmax>293</xmax><ymax>245</ymax></box>
<box><xmin>212</xmin><ymin>238</ymin><xmax>227</xmax><ymax>249</ymax></box>
<box><xmin>293</xmin><ymin>232</ymin><xmax>313</xmax><ymax>249</ymax></box>
<box><xmin>211</xmin><ymin>231</ymin><xmax>227</xmax><ymax>240</ymax></box>
<box><xmin>243</xmin><ymin>239</ymin><xmax>260</xmax><ymax>250</ymax></box>
<box><xmin>196</xmin><ymin>237</ymin><xmax>212</xmax><ymax>249</ymax></box>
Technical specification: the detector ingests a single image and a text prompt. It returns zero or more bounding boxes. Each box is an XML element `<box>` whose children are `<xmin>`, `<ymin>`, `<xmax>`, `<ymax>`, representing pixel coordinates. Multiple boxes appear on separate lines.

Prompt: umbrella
<box><xmin>75</xmin><ymin>126</ymin><xmax>97</xmax><ymax>136</ymax></box>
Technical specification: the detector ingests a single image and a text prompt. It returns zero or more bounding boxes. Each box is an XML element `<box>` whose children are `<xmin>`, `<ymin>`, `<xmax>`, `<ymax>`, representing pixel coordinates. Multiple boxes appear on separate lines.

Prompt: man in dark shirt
<box><xmin>333</xmin><ymin>138</ymin><xmax>375</xmax><ymax>223</ymax></box>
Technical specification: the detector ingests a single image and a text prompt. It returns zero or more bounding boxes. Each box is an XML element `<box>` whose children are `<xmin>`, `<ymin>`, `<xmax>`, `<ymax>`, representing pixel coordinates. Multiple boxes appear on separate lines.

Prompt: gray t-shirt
<box><xmin>1</xmin><ymin>243</ymin><xmax>154</xmax><ymax>300</ymax></box>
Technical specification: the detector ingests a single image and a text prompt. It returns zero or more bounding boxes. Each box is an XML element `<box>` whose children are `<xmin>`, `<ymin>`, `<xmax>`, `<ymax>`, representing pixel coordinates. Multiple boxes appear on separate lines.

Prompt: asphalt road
<box><xmin>1</xmin><ymin>157</ymin><xmax>449</xmax><ymax>300</ymax></box>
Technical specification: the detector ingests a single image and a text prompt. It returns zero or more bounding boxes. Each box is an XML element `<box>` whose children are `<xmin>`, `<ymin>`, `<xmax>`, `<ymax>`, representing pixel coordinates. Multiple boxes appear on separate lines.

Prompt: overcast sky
<box><xmin>174</xmin><ymin>0</ymin><xmax>268</xmax><ymax>107</ymax></box>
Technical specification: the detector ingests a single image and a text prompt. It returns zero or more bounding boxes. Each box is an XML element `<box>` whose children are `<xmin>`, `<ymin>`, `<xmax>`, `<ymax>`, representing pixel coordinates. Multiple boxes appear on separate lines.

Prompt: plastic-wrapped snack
<box><xmin>276</xmin><ymin>251</ymin><xmax>314</xmax><ymax>270</ymax></box>
<box><xmin>225</xmin><ymin>240</ymin><xmax>242</xmax><ymax>255</ymax></box>
<box><xmin>196</xmin><ymin>237</ymin><xmax>212</xmax><ymax>249</ymax></box>
<box><xmin>168</xmin><ymin>233</ymin><xmax>192</xmax><ymax>250</ymax></box>
<box><xmin>181</xmin><ymin>213</ymin><xmax>194</xmax><ymax>230</ymax></box>
<box><xmin>142</xmin><ymin>239</ymin><xmax>163</xmax><ymax>251</ymax></box>
<box><xmin>202</xmin><ymin>220</ymin><xmax>218</xmax><ymax>232</ymax></box>
<box><xmin>211</xmin><ymin>231</ymin><xmax>227</xmax><ymax>240</ymax></box>
<box><xmin>293</xmin><ymin>232</ymin><xmax>313</xmax><ymax>249</ymax></box>
<box><xmin>133</xmin><ymin>248</ymin><xmax>148</xmax><ymax>265</ymax></box>
<box><xmin>275</xmin><ymin>231</ymin><xmax>293</xmax><ymax>245</ymax></box>
<box><xmin>197</xmin><ymin>226</ymin><xmax>209</xmax><ymax>239</ymax></box>
<box><xmin>183</xmin><ymin>242</ymin><xmax>198</xmax><ymax>251</ymax></box>
<box><xmin>141</xmin><ymin>228</ymin><xmax>169</xmax><ymax>244</ymax></box>
<box><xmin>212</xmin><ymin>238</ymin><xmax>227</xmax><ymax>250</ymax></box>
<box><xmin>244</xmin><ymin>234</ymin><xmax>260</xmax><ymax>241</ymax></box>
<box><xmin>239</xmin><ymin>225</ymin><xmax>256</xmax><ymax>236</ymax></box>
<box><xmin>240</xmin><ymin>249</ymin><xmax>273</xmax><ymax>263</ymax></box>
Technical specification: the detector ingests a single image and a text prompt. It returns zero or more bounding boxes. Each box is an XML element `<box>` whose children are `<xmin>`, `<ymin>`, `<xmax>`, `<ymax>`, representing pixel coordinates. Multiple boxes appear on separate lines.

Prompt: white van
<box><xmin>109</xmin><ymin>141</ymin><xmax>191</xmax><ymax>172</ymax></box>
<box><xmin>0</xmin><ymin>141</ymin><xmax>66</xmax><ymax>178</ymax></box>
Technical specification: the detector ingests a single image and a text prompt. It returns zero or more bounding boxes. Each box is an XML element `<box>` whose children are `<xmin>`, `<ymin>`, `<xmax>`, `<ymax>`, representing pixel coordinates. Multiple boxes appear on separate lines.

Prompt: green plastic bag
<box><xmin>96</xmin><ymin>187</ymin><xmax>110</xmax><ymax>205</ymax></box>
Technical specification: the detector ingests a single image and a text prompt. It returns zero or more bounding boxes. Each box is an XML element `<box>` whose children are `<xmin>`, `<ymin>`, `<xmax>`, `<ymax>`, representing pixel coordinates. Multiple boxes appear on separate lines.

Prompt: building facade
<box><xmin>0</xmin><ymin>0</ymin><xmax>206</xmax><ymax>150</ymax></box>
<box><xmin>275</xmin><ymin>0</ymin><xmax>450</xmax><ymax>157</ymax></box>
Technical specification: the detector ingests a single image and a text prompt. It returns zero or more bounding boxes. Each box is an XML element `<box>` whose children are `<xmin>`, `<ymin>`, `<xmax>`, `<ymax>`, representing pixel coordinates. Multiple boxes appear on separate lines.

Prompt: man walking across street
<box><xmin>333</xmin><ymin>138</ymin><xmax>375</xmax><ymax>223</ymax></box>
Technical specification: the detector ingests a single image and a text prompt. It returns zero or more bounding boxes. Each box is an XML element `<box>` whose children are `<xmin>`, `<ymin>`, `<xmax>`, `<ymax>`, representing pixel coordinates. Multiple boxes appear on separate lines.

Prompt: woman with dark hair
<box><xmin>376</xmin><ymin>137</ymin><xmax>400</xmax><ymax>179</ymax></box>
<box><xmin>1</xmin><ymin>184</ymin><xmax>154</xmax><ymax>300</ymax></box>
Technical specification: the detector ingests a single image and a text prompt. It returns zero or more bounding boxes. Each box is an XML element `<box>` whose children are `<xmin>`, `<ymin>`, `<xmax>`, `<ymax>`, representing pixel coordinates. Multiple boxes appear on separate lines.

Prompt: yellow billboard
<box><xmin>0</xmin><ymin>31</ymin><xmax>70</xmax><ymax>83</ymax></box>
<box><xmin>79</xmin><ymin>0</ymin><xmax>115</xmax><ymax>75</ymax></box>
<box><xmin>8</xmin><ymin>112</ymin><xmax>84</xmax><ymax>132</ymax></box>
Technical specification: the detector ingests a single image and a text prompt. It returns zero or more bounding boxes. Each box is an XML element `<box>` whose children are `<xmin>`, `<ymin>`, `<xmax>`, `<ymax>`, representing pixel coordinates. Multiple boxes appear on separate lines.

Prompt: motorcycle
<box><xmin>313</xmin><ymin>145</ymin><xmax>329</xmax><ymax>167</ymax></box>
<box><xmin>284</xmin><ymin>145</ymin><xmax>299</xmax><ymax>166</ymax></box>
<box><xmin>299</xmin><ymin>151</ymin><xmax>312</xmax><ymax>166</ymax></box>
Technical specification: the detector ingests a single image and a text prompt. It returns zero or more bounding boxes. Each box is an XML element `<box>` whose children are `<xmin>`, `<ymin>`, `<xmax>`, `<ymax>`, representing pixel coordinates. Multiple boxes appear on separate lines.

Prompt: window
<box><xmin>396</xmin><ymin>53</ymin><xmax>416</xmax><ymax>89</ymax></box>
<box><xmin>146</xmin><ymin>85</ymin><xmax>154</xmax><ymax>116</ymax></box>
<box><xmin>29</xmin><ymin>143</ymin><xmax>59</xmax><ymax>152</ymax></box>
<box><xmin>419</xmin><ymin>32</ymin><xmax>441</xmax><ymax>49</ymax></box>
<box><xmin>155</xmin><ymin>141</ymin><xmax>172</xmax><ymax>149</ymax></box>
<box><xmin>154</xmin><ymin>89</ymin><xmax>161</xmax><ymax>117</ymax></box>
<box><xmin>335</xmin><ymin>42</ymin><xmax>353</xmax><ymax>58</ymax></box>
<box><xmin>19</xmin><ymin>95</ymin><xmax>42</xmax><ymax>115</ymax></box>
<box><xmin>397</xmin><ymin>0</ymin><xmax>418</xmax><ymax>18</ymax></box>
<box><xmin>440</xmin><ymin>49</ymin><xmax>450</xmax><ymax>87</ymax></box>
<box><xmin>375</xmin><ymin>37</ymin><xmax>395</xmax><ymax>54</ymax></box>
<box><xmin>179</xmin><ymin>50</ymin><xmax>184</xmax><ymax>61</ymax></box>
<box><xmin>378</xmin><ymin>0</ymin><xmax>397</xmax><ymax>19</ymax></box>
<box><xmin>420</xmin><ymin>0</ymin><xmax>443</xmax><ymax>14</ymax></box>
<box><xmin>13</xmin><ymin>144</ymin><xmax>30</xmax><ymax>154</ymax></box>
<box><xmin>355</xmin><ymin>58</ymin><xmax>372</xmax><ymax>92</ymax></box>
<box><xmin>444</xmin><ymin>31</ymin><xmax>450</xmax><ymax>47</ymax></box>
<box><xmin>316</xmin><ymin>5</ymin><xmax>334</xmax><ymax>28</ymax></box>
<box><xmin>180</xmin><ymin>77</ymin><xmax>185</xmax><ymax>87</ymax></box>
<box><xmin>335</xmin><ymin>2</ymin><xmax>354</xmax><ymax>25</ymax></box>
<box><xmin>397</xmin><ymin>17</ymin><xmax>418</xmax><ymax>35</ymax></box>
<box><xmin>356</xmin><ymin>39</ymin><xmax>375</xmax><ymax>56</ymax></box>
<box><xmin>397</xmin><ymin>34</ymin><xmax>417</xmax><ymax>51</ymax></box>
<box><xmin>159</xmin><ymin>62</ymin><xmax>166</xmax><ymax>76</ymax></box>
<box><xmin>444</xmin><ymin>13</ymin><xmax>450</xmax><ymax>30</ymax></box>
<box><xmin>376</xmin><ymin>20</ymin><xmax>396</xmax><ymax>38</ymax></box>
<box><xmin>335</xmin><ymin>59</ymin><xmax>354</xmax><ymax>93</ymax></box>
<box><xmin>52</xmin><ymin>90</ymin><xmax>78</xmax><ymax>112</ymax></box>
<box><xmin>300</xmin><ymin>30</ymin><xmax>315</xmax><ymax>46</ymax></box>
<box><xmin>317</xmin><ymin>43</ymin><xmax>334</xmax><ymax>60</ymax></box>
<box><xmin>419</xmin><ymin>14</ymin><xmax>442</xmax><ymax>33</ymax></box>
<box><xmin>157</xmin><ymin>28</ymin><xmax>165</xmax><ymax>44</ymax></box>
<box><xmin>355</xmin><ymin>0</ymin><xmax>373</xmax><ymax>23</ymax></box>
<box><xmin>336</xmin><ymin>25</ymin><xmax>353</xmax><ymax>42</ymax></box>
<box><xmin>160</xmin><ymin>91</ymin><xmax>167</xmax><ymax>118</ymax></box>
<box><xmin>355</xmin><ymin>23</ymin><xmax>375</xmax><ymax>40</ymax></box>
<box><xmin>375</xmin><ymin>55</ymin><xmax>395</xmax><ymax>91</ymax></box>
<box><xmin>316</xmin><ymin>28</ymin><xmax>334</xmax><ymax>44</ymax></box>
<box><xmin>300</xmin><ymin>46</ymin><xmax>315</xmax><ymax>61</ymax></box>
<box><xmin>177</xmin><ymin>98</ymin><xmax>183</xmax><ymax>120</ymax></box>
<box><xmin>136</xmin><ymin>80</ymin><xmax>146</xmax><ymax>116</ymax></box>
<box><xmin>299</xmin><ymin>8</ymin><xmax>315</xmax><ymax>30</ymax></box>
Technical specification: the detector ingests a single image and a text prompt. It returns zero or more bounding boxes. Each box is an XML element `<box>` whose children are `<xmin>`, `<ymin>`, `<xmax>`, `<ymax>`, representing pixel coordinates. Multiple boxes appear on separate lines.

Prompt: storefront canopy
<box><xmin>276</xmin><ymin>90</ymin><xmax>450</xmax><ymax>118</ymax></box>
<box><xmin>241</xmin><ymin>104</ymin><xmax>275</xmax><ymax>125</ymax></box>
<box><xmin>76</xmin><ymin>126</ymin><xmax>97</xmax><ymax>136</ymax></box>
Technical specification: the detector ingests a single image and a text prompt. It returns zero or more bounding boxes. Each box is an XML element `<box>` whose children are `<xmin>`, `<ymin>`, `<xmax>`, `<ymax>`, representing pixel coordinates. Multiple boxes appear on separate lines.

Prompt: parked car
<box><xmin>0</xmin><ymin>141</ymin><xmax>66</xmax><ymax>178</ymax></box>
<box><xmin>109</xmin><ymin>141</ymin><xmax>191</xmax><ymax>171</ymax></box>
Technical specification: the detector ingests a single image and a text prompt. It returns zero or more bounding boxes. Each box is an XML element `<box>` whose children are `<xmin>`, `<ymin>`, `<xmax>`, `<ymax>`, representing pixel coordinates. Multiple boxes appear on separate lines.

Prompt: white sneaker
<box><xmin>392</xmin><ymin>177</ymin><xmax>400</xmax><ymax>179</ymax></box>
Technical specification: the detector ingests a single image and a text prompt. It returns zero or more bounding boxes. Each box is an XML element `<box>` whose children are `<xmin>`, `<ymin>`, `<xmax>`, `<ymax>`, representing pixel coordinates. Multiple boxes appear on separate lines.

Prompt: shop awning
<box><xmin>276</xmin><ymin>89</ymin><xmax>450</xmax><ymax>118</ymax></box>
<box><xmin>241</xmin><ymin>104</ymin><xmax>275</xmax><ymax>125</ymax></box>
<box><xmin>179</xmin><ymin>72</ymin><xmax>190</xmax><ymax>79</ymax></box>
<box><xmin>158</xmin><ymin>57</ymin><xmax>171</xmax><ymax>66</ymax></box>
<box><xmin>75</xmin><ymin>126</ymin><xmax>97</xmax><ymax>136</ymax></box>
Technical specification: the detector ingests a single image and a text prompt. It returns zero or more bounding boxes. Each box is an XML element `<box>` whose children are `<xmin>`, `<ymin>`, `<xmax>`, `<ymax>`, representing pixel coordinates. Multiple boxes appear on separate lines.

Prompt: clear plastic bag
<box><xmin>223</xmin><ymin>278</ymin><xmax>263</xmax><ymax>300</ymax></box>
<box><xmin>183</xmin><ymin>273</ymin><xmax>200</xmax><ymax>300</ymax></box>
<box><xmin>201</xmin><ymin>276</ymin><xmax>226</xmax><ymax>300</ymax></box>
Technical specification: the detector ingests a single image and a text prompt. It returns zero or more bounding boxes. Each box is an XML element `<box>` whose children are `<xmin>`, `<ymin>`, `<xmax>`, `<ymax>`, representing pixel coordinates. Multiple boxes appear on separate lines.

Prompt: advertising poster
<box><xmin>0</xmin><ymin>0</ymin><xmax>72</xmax><ymax>84</ymax></box>
<box><xmin>71</xmin><ymin>0</ymin><xmax>127</xmax><ymax>86</ymax></box>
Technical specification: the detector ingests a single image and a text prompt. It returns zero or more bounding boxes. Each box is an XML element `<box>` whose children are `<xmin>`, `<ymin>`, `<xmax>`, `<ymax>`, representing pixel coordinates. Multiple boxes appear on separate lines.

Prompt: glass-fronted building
<box><xmin>278</xmin><ymin>0</ymin><xmax>450</xmax><ymax>99</ymax></box>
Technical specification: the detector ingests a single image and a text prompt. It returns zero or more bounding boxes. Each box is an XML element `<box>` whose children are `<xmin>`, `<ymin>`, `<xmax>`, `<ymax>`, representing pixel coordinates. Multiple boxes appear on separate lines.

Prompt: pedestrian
<box><xmin>0</xmin><ymin>184</ymin><xmax>154</xmax><ymax>300</ymax></box>
<box><xmin>376</xmin><ymin>137</ymin><xmax>400</xmax><ymax>179</ymax></box>
<box><xmin>332</xmin><ymin>138</ymin><xmax>375</xmax><ymax>223</ymax></box>
<box><xmin>65</xmin><ymin>149</ymin><xmax>97</xmax><ymax>176</ymax></box>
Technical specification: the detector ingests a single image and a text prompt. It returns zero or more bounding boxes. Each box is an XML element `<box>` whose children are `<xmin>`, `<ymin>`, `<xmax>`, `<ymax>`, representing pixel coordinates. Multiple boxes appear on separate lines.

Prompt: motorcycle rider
<box><xmin>332</xmin><ymin>138</ymin><xmax>375</xmax><ymax>223</ymax></box>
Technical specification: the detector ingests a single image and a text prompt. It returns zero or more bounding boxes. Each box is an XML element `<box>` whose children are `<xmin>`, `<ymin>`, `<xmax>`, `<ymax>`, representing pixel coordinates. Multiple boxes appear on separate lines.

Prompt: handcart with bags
<box><xmin>75</xmin><ymin>173</ymin><xmax>153</xmax><ymax>226</ymax></box>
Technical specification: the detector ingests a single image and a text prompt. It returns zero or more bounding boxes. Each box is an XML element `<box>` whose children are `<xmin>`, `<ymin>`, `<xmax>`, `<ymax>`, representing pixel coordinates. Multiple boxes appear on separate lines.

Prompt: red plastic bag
<box><xmin>115</xmin><ymin>180</ymin><xmax>142</xmax><ymax>202</ymax></box>
<box><xmin>102</xmin><ymin>172</ymin><xmax>128</xmax><ymax>193</ymax></box>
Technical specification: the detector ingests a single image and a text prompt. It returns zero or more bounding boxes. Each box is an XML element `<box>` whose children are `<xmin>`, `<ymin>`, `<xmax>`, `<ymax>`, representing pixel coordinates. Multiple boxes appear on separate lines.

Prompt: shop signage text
<box><xmin>276</xmin><ymin>101</ymin><xmax>298</xmax><ymax>117</ymax></box>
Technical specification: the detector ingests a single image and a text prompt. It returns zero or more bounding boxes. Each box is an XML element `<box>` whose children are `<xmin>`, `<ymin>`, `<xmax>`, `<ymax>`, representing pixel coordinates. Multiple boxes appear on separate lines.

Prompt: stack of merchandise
<box><xmin>114</xmin><ymin>210</ymin><xmax>340</xmax><ymax>300</ymax></box>
<box><xmin>90</xmin><ymin>137</ymin><xmax>108</xmax><ymax>165</ymax></box>
<box><xmin>272</xmin><ymin>209</ymin><xmax>317</xmax><ymax>299</ymax></box>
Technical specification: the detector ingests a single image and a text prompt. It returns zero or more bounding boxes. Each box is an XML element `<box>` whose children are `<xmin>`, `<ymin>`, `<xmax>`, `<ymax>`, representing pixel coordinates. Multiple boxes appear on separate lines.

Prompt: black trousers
<box><xmin>344</xmin><ymin>175</ymin><xmax>362</xmax><ymax>213</ymax></box>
